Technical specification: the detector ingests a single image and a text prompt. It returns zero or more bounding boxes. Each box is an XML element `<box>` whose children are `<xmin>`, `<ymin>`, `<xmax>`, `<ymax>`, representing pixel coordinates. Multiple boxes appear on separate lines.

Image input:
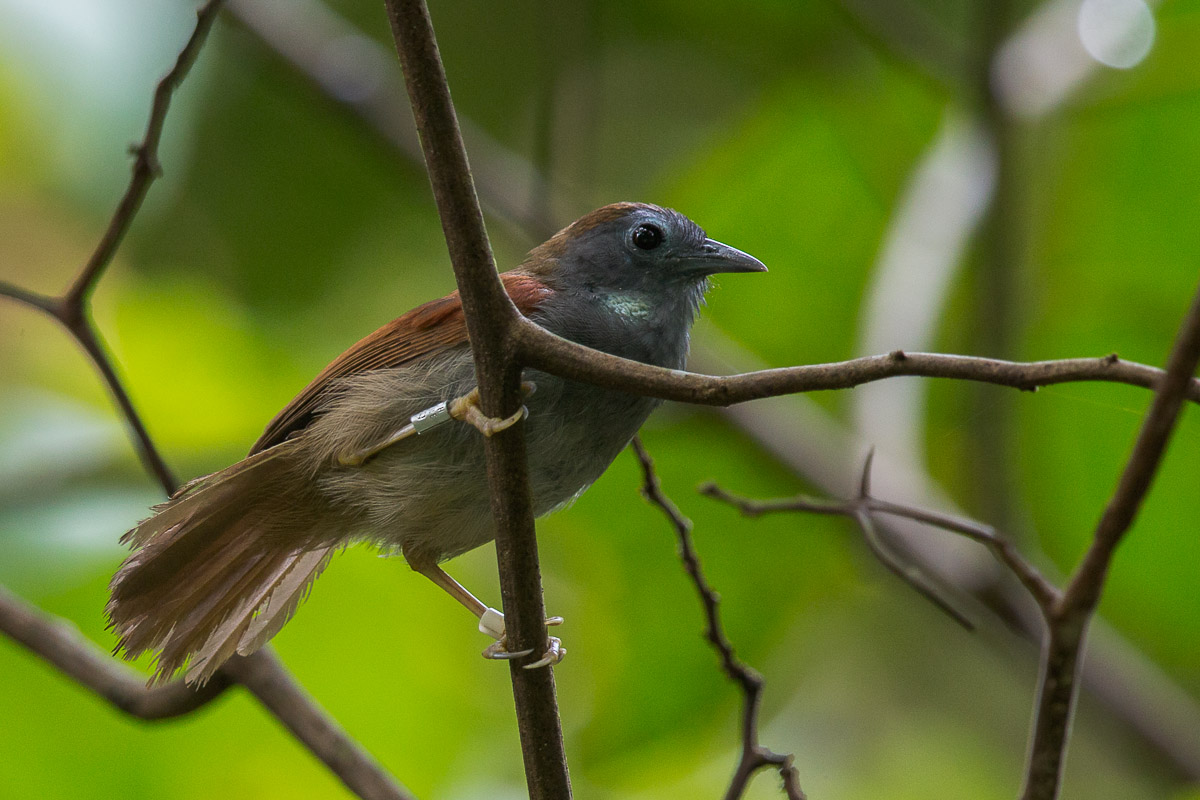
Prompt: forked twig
<box><xmin>632</xmin><ymin>437</ymin><xmax>805</xmax><ymax>800</ymax></box>
<box><xmin>702</xmin><ymin>448</ymin><xmax>1059</xmax><ymax>619</ymax></box>
<box><xmin>1020</xmin><ymin>280</ymin><xmax>1200</xmax><ymax>800</ymax></box>
<box><xmin>0</xmin><ymin>0</ymin><xmax>227</xmax><ymax>489</ymax></box>
<box><xmin>0</xmin><ymin>4</ymin><xmax>412</xmax><ymax>798</ymax></box>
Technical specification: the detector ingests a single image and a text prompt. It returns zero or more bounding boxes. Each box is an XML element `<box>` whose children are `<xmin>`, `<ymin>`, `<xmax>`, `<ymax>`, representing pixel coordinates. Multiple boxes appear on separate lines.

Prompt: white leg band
<box><xmin>478</xmin><ymin>607</ymin><xmax>505</xmax><ymax>639</ymax></box>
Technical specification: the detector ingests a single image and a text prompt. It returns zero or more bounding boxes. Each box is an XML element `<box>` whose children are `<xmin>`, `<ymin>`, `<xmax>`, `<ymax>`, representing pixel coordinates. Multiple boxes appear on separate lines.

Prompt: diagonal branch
<box><xmin>65</xmin><ymin>0</ymin><xmax>222</xmax><ymax>309</ymax></box>
<box><xmin>0</xmin><ymin>584</ymin><xmax>415</xmax><ymax>799</ymax></box>
<box><xmin>381</xmin><ymin>1</ymin><xmax>571</xmax><ymax>798</ymax></box>
<box><xmin>221</xmin><ymin>653</ymin><xmax>416</xmax><ymax>800</ymax></box>
<box><xmin>0</xmin><ymin>0</ymin><xmax>226</xmax><ymax>490</ymax></box>
<box><xmin>1020</xmin><ymin>279</ymin><xmax>1200</xmax><ymax>800</ymax></box>
<box><xmin>0</xmin><ymin>5</ymin><xmax>415</xmax><ymax>798</ymax></box>
<box><xmin>0</xmin><ymin>585</ymin><xmax>232</xmax><ymax>720</ymax></box>
<box><xmin>1070</xmin><ymin>282</ymin><xmax>1200</xmax><ymax>607</ymax></box>
<box><xmin>0</xmin><ymin>0</ymin><xmax>227</xmax><ymax>491</ymax></box>
<box><xmin>632</xmin><ymin>438</ymin><xmax>805</xmax><ymax>800</ymax></box>
<box><xmin>700</xmin><ymin>277</ymin><xmax>1200</xmax><ymax>800</ymax></box>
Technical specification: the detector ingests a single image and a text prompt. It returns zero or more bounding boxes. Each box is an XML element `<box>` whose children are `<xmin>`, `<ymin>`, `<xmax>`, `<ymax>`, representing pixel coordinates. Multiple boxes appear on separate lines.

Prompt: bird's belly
<box><xmin>312</xmin><ymin>360</ymin><xmax>658</xmax><ymax>563</ymax></box>
<box><xmin>523</xmin><ymin>369</ymin><xmax>659</xmax><ymax>515</ymax></box>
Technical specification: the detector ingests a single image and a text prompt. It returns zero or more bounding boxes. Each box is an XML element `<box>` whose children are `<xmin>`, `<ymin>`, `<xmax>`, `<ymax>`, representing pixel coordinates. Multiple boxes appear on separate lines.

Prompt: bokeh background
<box><xmin>2</xmin><ymin>0</ymin><xmax>1199</xmax><ymax>797</ymax></box>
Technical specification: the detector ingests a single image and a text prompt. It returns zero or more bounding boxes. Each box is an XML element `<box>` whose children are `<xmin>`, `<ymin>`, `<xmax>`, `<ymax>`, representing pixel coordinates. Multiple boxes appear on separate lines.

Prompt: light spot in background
<box><xmin>993</xmin><ymin>0</ymin><xmax>1159</xmax><ymax>117</ymax></box>
<box><xmin>1078</xmin><ymin>0</ymin><xmax>1155</xmax><ymax>69</ymax></box>
<box><xmin>0</xmin><ymin>0</ymin><xmax>201</xmax><ymax>204</ymax></box>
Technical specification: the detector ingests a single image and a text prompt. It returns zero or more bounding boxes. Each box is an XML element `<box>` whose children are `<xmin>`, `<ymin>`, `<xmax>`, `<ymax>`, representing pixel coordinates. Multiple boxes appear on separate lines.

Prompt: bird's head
<box><xmin>520</xmin><ymin>203</ymin><xmax>766</xmax><ymax>307</ymax></box>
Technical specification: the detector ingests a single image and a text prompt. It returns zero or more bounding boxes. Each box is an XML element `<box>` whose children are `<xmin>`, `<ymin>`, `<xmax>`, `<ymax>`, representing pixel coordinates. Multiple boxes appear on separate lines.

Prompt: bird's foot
<box><xmin>479</xmin><ymin>607</ymin><xmax>566</xmax><ymax>669</ymax></box>
<box><xmin>448</xmin><ymin>383</ymin><xmax>535</xmax><ymax>437</ymax></box>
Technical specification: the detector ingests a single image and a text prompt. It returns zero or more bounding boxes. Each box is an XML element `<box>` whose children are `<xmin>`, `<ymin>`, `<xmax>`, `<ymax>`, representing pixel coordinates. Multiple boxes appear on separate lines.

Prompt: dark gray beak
<box><xmin>683</xmin><ymin>238</ymin><xmax>768</xmax><ymax>276</ymax></box>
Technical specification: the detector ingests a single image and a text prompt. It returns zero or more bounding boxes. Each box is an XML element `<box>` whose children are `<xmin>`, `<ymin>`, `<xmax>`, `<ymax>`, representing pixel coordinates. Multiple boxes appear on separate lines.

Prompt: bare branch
<box><xmin>65</xmin><ymin>0</ymin><xmax>223</xmax><ymax>307</ymax></box>
<box><xmin>73</xmin><ymin>321</ymin><xmax>178</xmax><ymax>494</ymax></box>
<box><xmin>1071</xmin><ymin>287</ymin><xmax>1200</xmax><ymax>607</ymax></box>
<box><xmin>1021</xmin><ymin>280</ymin><xmax>1200</xmax><ymax>800</ymax></box>
<box><xmin>0</xmin><ymin>0</ymin><xmax>226</xmax><ymax>491</ymax></box>
<box><xmin>702</xmin><ymin>452</ymin><xmax>1061</xmax><ymax>614</ymax></box>
<box><xmin>0</xmin><ymin>583</ymin><xmax>415</xmax><ymax>799</ymax></box>
<box><xmin>381</xmin><ymin>1</ymin><xmax>571</xmax><ymax>797</ymax></box>
<box><xmin>514</xmin><ymin>324</ymin><xmax>1200</xmax><ymax>408</ymax></box>
<box><xmin>0</xmin><ymin>282</ymin><xmax>57</xmax><ymax>313</ymax></box>
<box><xmin>222</xmin><ymin>653</ymin><xmax>417</xmax><ymax>800</ymax></box>
<box><xmin>0</xmin><ymin>585</ymin><xmax>231</xmax><ymax>720</ymax></box>
<box><xmin>1</xmin><ymin>5</ymin><xmax>416</xmax><ymax>797</ymax></box>
<box><xmin>632</xmin><ymin>438</ymin><xmax>805</xmax><ymax>800</ymax></box>
<box><xmin>699</xmin><ymin>281</ymin><xmax>1200</xmax><ymax>800</ymax></box>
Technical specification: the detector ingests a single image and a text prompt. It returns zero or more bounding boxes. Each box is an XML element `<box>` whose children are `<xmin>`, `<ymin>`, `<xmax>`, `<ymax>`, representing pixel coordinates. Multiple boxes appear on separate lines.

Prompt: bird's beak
<box><xmin>681</xmin><ymin>238</ymin><xmax>768</xmax><ymax>276</ymax></box>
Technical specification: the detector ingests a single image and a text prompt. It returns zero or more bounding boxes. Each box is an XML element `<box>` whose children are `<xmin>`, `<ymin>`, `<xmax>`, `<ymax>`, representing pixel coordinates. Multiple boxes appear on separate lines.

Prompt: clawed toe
<box><xmin>481</xmin><ymin>635</ymin><xmax>565</xmax><ymax>669</ymax></box>
<box><xmin>523</xmin><ymin>637</ymin><xmax>565</xmax><ymax>670</ymax></box>
<box><xmin>448</xmin><ymin>387</ymin><xmax>529</xmax><ymax>437</ymax></box>
<box><xmin>478</xmin><ymin>607</ymin><xmax>566</xmax><ymax>668</ymax></box>
<box><xmin>483</xmin><ymin>637</ymin><xmax>534</xmax><ymax>661</ymax></box>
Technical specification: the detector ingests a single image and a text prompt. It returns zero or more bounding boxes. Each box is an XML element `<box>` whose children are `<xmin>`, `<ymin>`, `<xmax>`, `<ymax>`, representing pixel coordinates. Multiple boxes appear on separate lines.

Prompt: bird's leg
<box><xmin>447</xmin><ymin>381</ymin><xmax>536</xmax><ymax>437</ymax></box>
<box><xmin>337</xmin><ymin>381</ymin><xmax>536</xmax><ymax>466</ymax></box>
<box><xmin>412</xmin><ymin>561</ymin><xmax>565</xmax><ymax>669</ymax></box>
<box><xmin>337</xmin><ymin>424</ymin><xmax>417</xmax><ymax>467</ymax></box>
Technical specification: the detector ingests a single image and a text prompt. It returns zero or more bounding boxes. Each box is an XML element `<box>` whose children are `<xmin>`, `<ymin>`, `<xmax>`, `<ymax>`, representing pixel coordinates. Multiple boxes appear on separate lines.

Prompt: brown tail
<box><xmin>107</xmin><ymin>447</ymin><xmax>334</xmax><ymax>686</ymax></box>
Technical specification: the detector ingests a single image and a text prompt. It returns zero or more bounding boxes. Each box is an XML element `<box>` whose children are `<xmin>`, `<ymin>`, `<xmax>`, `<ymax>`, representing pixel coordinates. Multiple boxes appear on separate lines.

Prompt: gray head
<box><xmin>522</xmin><ymin>202</ymin><xmax>765</xmax><ymax>303</ymax></box>
<box><xmin>520</xmin><ymin>202</ymin><xmax>766</xmax><ymax>367</ymax></box>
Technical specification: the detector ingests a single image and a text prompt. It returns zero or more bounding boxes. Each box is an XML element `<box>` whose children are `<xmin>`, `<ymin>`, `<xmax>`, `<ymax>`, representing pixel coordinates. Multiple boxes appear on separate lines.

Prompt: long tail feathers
<box><xmin>107</xmin><ymin>449</ymin><xmax>335</xmax><ymax>686</ymax></box>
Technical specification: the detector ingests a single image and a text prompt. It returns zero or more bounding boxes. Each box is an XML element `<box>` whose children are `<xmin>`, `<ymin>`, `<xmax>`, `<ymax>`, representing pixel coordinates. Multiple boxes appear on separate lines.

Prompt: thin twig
<box><xmin>66</xmin><ymin>0</ymin><xmax>222</xmax><ymax>307</ymax></box>
<box><xmin>632</xmin><ymin>438</ymin><xmax>805</xmax><ymax>800</ymax></box>
<box><xmin>702</xmin><ymin>450</ymin><xmax>1059</xmax><ymax>614</ymax></box>
<box><xmin>0</xmin><ymin>0</ymin><xmax>228</xmax><ymax>491</ymax></box>
<box><xmin>0</xmin><ymin>281</ymin><xmax>56</xmax><ymax>313</ymax></box>
<box><xmin>1020</xmin><ymin>280</ymin><xmax>1200</xmax><ymax>800</ymax></box>
<box><xmin>0</xmin><ymin>585</ymin><xmax>415</xmax><ymax>798</ymax></box>
<box><xmin>73</xmin><ymin>321</ymin><xmax>177</xmax><ymax>493</ymax></box>
<box><xmin>381</xmin><ymin>1</ymin><xmax>572</xmax><ymax>798</ymax></box>
<box><xmin>700</xmin><ymin>297</ymin><xmax>1200</xmax><ymax>800</ymax></box>
<box><xmin>0</xmin><ymin>585</ymin><xmax>231</xmax><ymax>720</ymax></box>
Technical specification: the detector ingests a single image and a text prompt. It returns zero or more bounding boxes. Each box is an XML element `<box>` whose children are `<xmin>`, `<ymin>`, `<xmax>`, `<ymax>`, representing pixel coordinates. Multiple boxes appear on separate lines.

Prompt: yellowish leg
<box><xmin>337</xmin><ymin>424</ymin><xmax>417</xmax><ymax>467</ymax></box>
<box><xmin>447</xmin><ymin>382</ymin><xmax>536</xmax><ymax>437</ymax></box>
<box><xmin>412</xmin><ymin>562</ymin><xmax>565</xmax><ymax>668</ymax></box>
<box><xmin>337</xmin><ymin>382</ymin><xmax>537</xmax><ymax>467</ymax></box>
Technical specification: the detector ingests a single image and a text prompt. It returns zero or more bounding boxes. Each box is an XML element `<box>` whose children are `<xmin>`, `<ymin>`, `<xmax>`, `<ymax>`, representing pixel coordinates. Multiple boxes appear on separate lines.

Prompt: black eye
<box><xmin>631</xmin><ymin>223</ymin><xmax>663</xmax><ymax>251</ymax></box>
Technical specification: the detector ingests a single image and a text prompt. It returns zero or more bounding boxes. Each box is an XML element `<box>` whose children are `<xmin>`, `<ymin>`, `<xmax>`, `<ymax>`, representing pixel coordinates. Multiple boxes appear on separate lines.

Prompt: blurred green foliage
<box><xmin>2</xmin><ymin>0</ymin><xmax>1199</xmax><ymax>798</ymax></box>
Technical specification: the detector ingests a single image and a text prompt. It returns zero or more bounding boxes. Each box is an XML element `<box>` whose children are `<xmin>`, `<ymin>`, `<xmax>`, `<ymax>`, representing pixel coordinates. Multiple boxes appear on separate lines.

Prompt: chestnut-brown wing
<box><xmin>250</xmin><ymin>273</ymin><xmax>553</xmax><ymax>454</ymax></box>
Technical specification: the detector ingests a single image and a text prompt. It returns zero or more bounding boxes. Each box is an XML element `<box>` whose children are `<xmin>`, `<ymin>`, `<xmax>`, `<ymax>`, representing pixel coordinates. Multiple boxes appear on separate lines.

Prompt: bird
<box><xmin>107</xmin><ymin>202</ymin><xmax>767</xmax><ymax>685</ymax></box>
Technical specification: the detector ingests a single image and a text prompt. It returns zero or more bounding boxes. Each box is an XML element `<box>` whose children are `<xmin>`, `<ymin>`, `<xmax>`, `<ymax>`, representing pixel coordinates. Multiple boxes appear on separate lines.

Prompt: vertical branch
<box><xmin>381</xmin><ymin>2</ymin><xmax>572</xmax><ymax>798</ymax></box>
